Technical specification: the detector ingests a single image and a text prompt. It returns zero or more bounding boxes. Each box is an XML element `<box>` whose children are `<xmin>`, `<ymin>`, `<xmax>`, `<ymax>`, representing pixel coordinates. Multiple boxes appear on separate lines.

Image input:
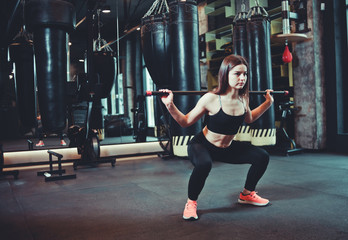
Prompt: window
<box><xmin>144</xmin><ymin>68</ymin><xmax>155</xmax><ymax>128</ymax></box>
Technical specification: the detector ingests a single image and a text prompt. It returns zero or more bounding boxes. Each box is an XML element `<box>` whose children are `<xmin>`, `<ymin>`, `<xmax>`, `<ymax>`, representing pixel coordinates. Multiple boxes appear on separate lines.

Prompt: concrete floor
<box><xmin>1</xmin><ymin>151</ymin><xmax>348</xmax><ymax>240</ymax></box>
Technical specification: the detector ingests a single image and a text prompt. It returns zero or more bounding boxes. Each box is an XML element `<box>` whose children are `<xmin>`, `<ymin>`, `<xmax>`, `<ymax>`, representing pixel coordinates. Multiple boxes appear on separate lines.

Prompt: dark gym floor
<box><xmin>1</xmin><ymin>151</ymin><xmax>348</xmax><ymax>240</ymax></box>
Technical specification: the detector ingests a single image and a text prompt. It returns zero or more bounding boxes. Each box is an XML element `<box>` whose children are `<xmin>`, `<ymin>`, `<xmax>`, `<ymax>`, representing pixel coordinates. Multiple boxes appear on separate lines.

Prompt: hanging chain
<box><xmin>97</xmin><ymin>9</ymin><xmax>102</xmax><ymax>49</ymax></box>
<box><xmin>13</xmin><ymin>0</ymin><xmax>33</xmax><ymax>42</ymax></box>
<box><xmin>143</xmin><ymin>0</ymin><xmax>169</xmax><ymax>18</ymax></box>
<box><xmin>241</xmin><ymin>0</ymin><xmax>246</xmax><ymax>12</ymax></box>
<box><xmin>144</xmin><ymin>0</ymin><xmax>160</xmax><ymax>17</ymax></box>
<box><xmin>94</xmin><ymin>8</ymin><xmax>112</xmax><ymax>52</ymax></box>
<box><xmin>246</xmin><ymin>0</ymin><xmax>269</xmax><ymax>18</ymax></box>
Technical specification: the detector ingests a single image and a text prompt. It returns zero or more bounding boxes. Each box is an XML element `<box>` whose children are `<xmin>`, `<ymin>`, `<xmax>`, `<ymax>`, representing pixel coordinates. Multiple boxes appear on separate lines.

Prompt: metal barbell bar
<box><xmin>145</xmin><ymin>90</ymin><xmax>289</xmax><ymax>96</ymax></box>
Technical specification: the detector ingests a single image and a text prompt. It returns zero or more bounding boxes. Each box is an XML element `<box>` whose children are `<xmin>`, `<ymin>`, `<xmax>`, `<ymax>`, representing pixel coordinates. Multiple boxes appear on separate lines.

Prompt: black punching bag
<box><xmin>233</xmin><ymin>11</ymin><xmax>248</xmax><ymax>58</ymax></box>
<box><xmin>233</xmin><ymin>10</ymin><xmax>250</xmax><ymax>143</ymax></box>
<box><xmin>168</xmin><ymin>0</ymin><xmax>201</xmax><ymax>156</ymax></box>
<box><xmin>9</xmin><ymin>37</ymin><xmax>37</xmax><ymax>132</ymax></box>
<box><xmin>140</xmin><ymin>9</ymin><xmax>171</xmax><ymax>142</ymax></box>
<box><xmin>92</xmin><ymin>52</ymin><xmax>117</xmax><ymax>99</ymax></box>
<box><xmin>246</xmin><ymin>6</ymin><xmax>275</xmax><ymax>146</ymax></box>
<box><xmin>25</xmin><ymin>0</ymin><xmax>75</xmax><ymax>133</ymax></box>
<box><xmin>141</xmin><ymin>13</ymin><xmax>171</xmax><ymax>88</ymax></box>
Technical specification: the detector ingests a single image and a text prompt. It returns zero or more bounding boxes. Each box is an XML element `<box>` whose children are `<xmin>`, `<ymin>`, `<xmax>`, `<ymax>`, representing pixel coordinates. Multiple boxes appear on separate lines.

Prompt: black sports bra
<box><xmin>206</xmin><ymin>95</ymin><xmax>246</xmax><ymax>135</ymax></box>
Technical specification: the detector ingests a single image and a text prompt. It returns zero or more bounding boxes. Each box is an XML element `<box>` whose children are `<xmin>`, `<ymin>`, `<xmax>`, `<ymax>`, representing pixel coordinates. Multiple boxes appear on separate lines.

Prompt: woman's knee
<box><xmin>258</xmin><ymin>148</ymin><xmax>270</xmax><ymax>167</ymax></box>
<box><xmin>195</xmin><ymin>160</ymin><xmax>212</xmax><ymax>174</ymax></box>
<box><xmin>188</xmin><ymin>144</ymin><xmax>212</xmax><ymax>173</ymax></box>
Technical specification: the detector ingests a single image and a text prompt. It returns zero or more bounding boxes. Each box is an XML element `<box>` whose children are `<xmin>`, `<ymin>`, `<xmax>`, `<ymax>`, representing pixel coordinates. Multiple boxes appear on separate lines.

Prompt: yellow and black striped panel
<box><xmin>172</xmin><ymin>135</ymin><xmax>195</xmax><ymax>157</ymax></box>
<box><xmin>235</xmin><ymin>126</ymin><xmax>276</xmax><ymax>146</ymax></box>
<box><xmin>234</xmin><ymin>125</ymin><xmax>252</xmax><ymax>142</ymax></box>
<box><xmin>172</xmin><ymin>127</ymin><xmax>275</xmax><ymax>157</ymax></box>
<box><xmin>250</xmin><ymin>128</ymin><xmax>276</xmax><ymax>146</ymax></box>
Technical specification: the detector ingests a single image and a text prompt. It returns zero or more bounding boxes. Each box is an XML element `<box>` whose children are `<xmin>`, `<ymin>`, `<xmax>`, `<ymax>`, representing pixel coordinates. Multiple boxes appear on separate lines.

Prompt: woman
<box><xmin>160</xmin><ymin>54</ymin><xmax>274</xmax><ymax>221</ymax></box>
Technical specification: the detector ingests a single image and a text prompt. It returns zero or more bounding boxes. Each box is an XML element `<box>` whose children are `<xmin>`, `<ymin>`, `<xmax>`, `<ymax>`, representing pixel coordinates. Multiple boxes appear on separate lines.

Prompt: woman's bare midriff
<box><xmin>202</xmin><ymin>126</ymin><xmax>236</xmax><ymax>148</ymax></box>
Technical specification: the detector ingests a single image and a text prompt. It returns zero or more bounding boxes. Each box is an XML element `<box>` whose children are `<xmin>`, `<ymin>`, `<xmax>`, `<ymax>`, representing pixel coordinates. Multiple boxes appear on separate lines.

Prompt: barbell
<box><xmin>145</xmin><ymin>90</ymin><xmax>289</xmax><ymax>96</ymax></box>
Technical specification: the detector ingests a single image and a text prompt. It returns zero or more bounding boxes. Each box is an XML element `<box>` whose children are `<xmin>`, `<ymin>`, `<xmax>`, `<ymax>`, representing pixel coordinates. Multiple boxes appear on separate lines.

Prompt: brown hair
<box><xmin>213</xmin><ymin>54</ymin><xmax>249</xmax><ymax>99</ymax></box>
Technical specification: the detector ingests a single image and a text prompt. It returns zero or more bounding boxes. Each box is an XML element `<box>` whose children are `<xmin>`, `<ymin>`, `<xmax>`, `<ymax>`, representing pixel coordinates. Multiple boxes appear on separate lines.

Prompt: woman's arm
<box><xmin>160</xmin><ymin>89</ymin><xmax>209</xmax><ymax>128</ymax></box>
<box><xmin>244</xmin><ymin>89</ymin><xmax>274</xmax><ymax>124</ymax></box>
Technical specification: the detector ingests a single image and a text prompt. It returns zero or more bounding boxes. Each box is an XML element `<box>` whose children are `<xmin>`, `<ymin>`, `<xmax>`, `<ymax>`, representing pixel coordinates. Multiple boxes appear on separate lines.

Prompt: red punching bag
<box><xmin>282</xmin><ymin>43</ymin><xmax>293</xmax><ymax>63</ymax></box>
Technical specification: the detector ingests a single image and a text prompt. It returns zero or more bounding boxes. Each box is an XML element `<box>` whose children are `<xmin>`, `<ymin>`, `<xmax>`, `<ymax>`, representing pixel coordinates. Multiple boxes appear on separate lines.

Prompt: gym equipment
<box><xmin>87</xmin><ymin>51</ymin><xmax>117</xmax><ymax>100</ymax></box>
<box><xmin>37</xmin><ymin>150</ymin><xmax>76</xmax><ymax>182</ymax></box>
<box><xmin>27</xmin><ymin>139</ymin><xmax>34</xmax><ymax>150</ymax></box>
<box><xmin>1</xmin><ymin>0</ymin><xmax>20</xmax><ymax>97</ymax></box>
<box><xmin>155</xmin><ymin>96</ymin><xmax>173</xmax><ymax>158</ymax></box>
<box><xmin>274</xmin><ymin>101</ymin><xmax>303</xmax><ymax>155</ymax></box>
<box><xmin>25</xmin><ymin>0</ymin><xmax>75</xmax><ymax>133</ymax></box>
<box><xmin>131</xmin><ymin>96</ymin><xmax>148</xmax><ymax>143</ymax></box>
<box><xmin>270</xmin><ymin>0</ymin><xmax>309</xmax><ymax>44</ymax></box>
<box><xmin>68</xmin><ymin>2</ymin><xmax>115</xmax><ymax>170</ymax></box>
<box><xmin>282</xmin><ymin>43</ymin><xmax>293</xmax><ymax>63</ymax></box>
<box><xmin>168</xmin><ymin>0</ymin><xmax>201</xmax><ymax>157</ymax></box>
<box><xmin>140</xmin><ymin>0</ymin><xmax>171</xmax><ymax>154</ymax></box>
<box><xmin>0</xmin><ymin>144</ymin><xmax>19</xmax><ymax>179</ymax></box>
<box><xmin>91</xmin><ymin>8</ymin><xmax>117</xmax><ymax>99</ymax></box>
<box><xmin>232</xmin><ymin>2</ymin><xmax>248</xmax><ymax>57</ymax></box>
<box><xmin>145</xmin><ymin>90</ymin><xmax>289</xmax><ymax>96</ymax></box>
<box><xmin>281</xmin><ymin>0</ymin><xmax>292</xmax><ymax>63</ymax></box>
<box><xmin>141</xmin><ymin>0</ymin><xmax>171</xmax><ymax>88</ymax></box>
<box><xmin>68</xmin><ymin>95</ymin><xmax>115</xmax><ymax>170</ymax></box>
<box><xmin>271</xmin><ymin>0</ymin><xmax>309</xmax><ymax>62</ymax></box>
<box><xmin>9</xmin><ymin>33</ymin><xmax>37</xmax><ymax>133</ymax></box>
<box><xmin>245</xmin><ymin>3</ymin><xmax>275</xmax><ymax>146</ymax></box>
<box><xmin>68</xmin><ymin>120</ymin><xmax>115</xmax><ymax>170</ymax></box>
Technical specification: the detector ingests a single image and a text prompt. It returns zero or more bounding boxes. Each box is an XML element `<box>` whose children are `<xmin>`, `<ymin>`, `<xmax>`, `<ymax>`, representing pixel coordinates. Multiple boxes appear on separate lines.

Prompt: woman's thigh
<box><xmin>215</xmin><ymin>141</ymin><xmax>269</xmax><ymax>165</ymax></box>
<box><xmin>188</xmin><ymin>142</ymin><xmax>214</xmax><ymax>168</ymax></box>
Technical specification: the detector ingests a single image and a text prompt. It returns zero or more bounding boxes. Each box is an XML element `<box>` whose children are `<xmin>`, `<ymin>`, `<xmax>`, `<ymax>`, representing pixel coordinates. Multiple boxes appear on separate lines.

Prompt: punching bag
<box><xmin>233</xmin><ymin>10</ymin><xmax>250</xmax><ymax>143</ymax></box>
<box><xmin>168</xmin><ymin>0</ymin><xmax>201</xmax><ymax>156</ymax></box>
<box><xmin>141</xmin><ymin>13</ymin><xmax>171</xmax><ymax>88</ymax></box>
<box><xmin>232</xmin><ymin>11</ymin><xmax>248</xmax><ymax>58</ymax></box>
<box><xmin>141</xmin><ymin>8</ymin><xmax>171</xmax><ymax>142</ymax></box>
<box><xmin>9</xmin><ymin>36</ymin><xmax>37</xmax><ymax>132</ymax></box>
<box><xmin>92</xmin><ymin>52</ymin><xmax>117</xmax><ymax>99</ymax></box>
<box><xmin>25</xmin><ymin>0</ymin><xmax>75</xmax><ymax>133</ymax></box>
<box><xmin>246</xmin><ymin>6</ymin><xmax>275</xmax><ymax>146</ymax></box>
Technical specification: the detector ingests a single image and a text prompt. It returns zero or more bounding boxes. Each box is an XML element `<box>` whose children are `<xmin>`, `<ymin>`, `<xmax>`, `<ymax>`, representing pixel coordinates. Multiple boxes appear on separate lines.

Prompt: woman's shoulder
<box><xmin>197</xmin><ymin>92</ymin><xmax>219</xmax><ymax>108</ymax></box>
<box><xmin>202</xmin><ymin>91</ymin><xmax>218</xmax><ymax>100</ymax></box>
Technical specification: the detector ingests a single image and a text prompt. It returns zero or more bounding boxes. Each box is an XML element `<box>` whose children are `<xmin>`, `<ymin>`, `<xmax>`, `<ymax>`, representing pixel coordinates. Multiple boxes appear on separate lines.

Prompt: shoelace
<box><xmin>186</xmin><ymin>201</ymin><xmax>197</xmax><ymax>210</ymax></box>
<box><xmin>249</xmin><ymin>192</ymin><xmax>262</xmax><ymax>199</ymax></box>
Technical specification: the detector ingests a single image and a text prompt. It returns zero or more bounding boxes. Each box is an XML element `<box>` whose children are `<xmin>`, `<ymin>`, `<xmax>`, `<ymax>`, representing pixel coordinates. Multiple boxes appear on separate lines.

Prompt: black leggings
<box><xmin>187</xmin><ymin>132</ymin><xmax>269</xmax><ymax>201</ymax></box>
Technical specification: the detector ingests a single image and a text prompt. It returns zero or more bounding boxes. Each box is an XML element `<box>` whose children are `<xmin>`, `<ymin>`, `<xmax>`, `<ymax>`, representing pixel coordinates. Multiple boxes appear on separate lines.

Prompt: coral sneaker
<box><xmin>183</xmin><ymin>199</ymin><xmax>198</xmax><ymax>220</ymax></box>
<box><xmin>238</xmin><ymin>191</ymin><xmax>269</xmax><ymax>206</ymax></box>
<box><xmin>35</xmin><ymin>140</ymin><xmax>45</xmax><ymax>147</ymax></box>
<box><xmin>60</xmin><ymin>139</ymin><xmax>67</xmax><ymax>146</ymax></box>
